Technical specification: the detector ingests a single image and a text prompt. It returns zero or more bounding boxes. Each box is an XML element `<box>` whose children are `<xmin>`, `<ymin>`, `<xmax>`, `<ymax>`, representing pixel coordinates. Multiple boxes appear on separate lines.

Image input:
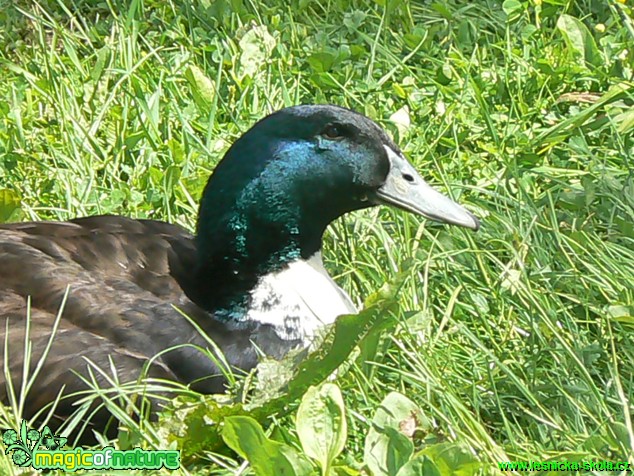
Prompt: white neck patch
<box><xmin>244</xmin><ymin>252</ymin><xmax>357</xmax><ymax>343</ymax></box>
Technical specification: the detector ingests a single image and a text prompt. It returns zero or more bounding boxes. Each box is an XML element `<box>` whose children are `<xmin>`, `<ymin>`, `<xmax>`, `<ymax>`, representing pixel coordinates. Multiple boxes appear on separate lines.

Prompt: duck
<box><xmin>0</xmin><ymin>104</ymin><xmax>479</xmax><ymax>437</ymax></box>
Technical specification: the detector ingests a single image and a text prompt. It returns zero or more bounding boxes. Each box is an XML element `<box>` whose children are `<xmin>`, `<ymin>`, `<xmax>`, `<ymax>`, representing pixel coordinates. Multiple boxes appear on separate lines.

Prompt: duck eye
<box><xmin>321</xmin><ymin>124</ymin><xmax>345</xmax><ymax>140</ymax></box>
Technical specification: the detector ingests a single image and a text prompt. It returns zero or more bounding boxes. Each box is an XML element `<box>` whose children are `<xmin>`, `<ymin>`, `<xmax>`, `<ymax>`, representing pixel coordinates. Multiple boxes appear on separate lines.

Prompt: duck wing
<box><xmin>0</xmin><ymin>216</ymin><xmax>256</xmax><ymax>429</ymax></box>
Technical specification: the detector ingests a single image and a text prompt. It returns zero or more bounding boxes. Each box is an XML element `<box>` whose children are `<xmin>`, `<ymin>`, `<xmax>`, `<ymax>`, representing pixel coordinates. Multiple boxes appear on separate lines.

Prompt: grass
<box><xmin>0</xmin><ymin>0</ymin><xmax>633</xmax><ymax>474</ymax></box>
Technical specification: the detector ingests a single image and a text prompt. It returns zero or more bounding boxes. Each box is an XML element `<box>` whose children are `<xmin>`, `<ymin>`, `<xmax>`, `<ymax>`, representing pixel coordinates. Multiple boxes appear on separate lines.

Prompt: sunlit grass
<box><xmin>0</xmin><ymin>0</ymin><xmax>632</xmax><ymax>473</ymax></box>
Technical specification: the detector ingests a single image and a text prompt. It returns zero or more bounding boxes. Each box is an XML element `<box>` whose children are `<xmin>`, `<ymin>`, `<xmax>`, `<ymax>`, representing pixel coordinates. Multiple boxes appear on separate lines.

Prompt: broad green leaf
<box><xmin>556</xmin><ymin>14</ymin><xmax>601</xmax><ymax>68</ymax></box>
<box><xmin>581</xmin><ymin>176</ymin><xmax>596</xmax><ymax>207</ymax></box>
<box><xmin>606</xmin><ymin>305</ymin><xmax>634</xmax><ymax>319</ymax></box>
<box><xmin>396</xmin><ymin>455</ymin><xmax>442</xmax><ymax>476</ymax></box>
<box><xmin>500</xmin><ymin>268</ymin><xmax>522</xmax><ymax>294</ymax></box>
<box><xmin>608</xmin><ymin>421</ymin><xmax>631</xmax><ymax>451</ymax></box>
<box><xmin>365</xmin><ymin>427</ymin><xmax>411</xmax><ymax>476</ymax></box>
<box><xmin>0</xmin><ymin>189</ymin><xmax>21</xmax><ymax>223</ymax></box>
<box><xmin>419</xmin><ymin>442</ymin><xmax>482</xmax><ymax>475</ymax></box>
<box><xmin>343</xmin><ymin>10</ymin><xmax>366</xmax><ymax>31</ymax></box>
<box><xmin>502</xmin><ymin>0</ymin><xmax>523</xmax><ymax>19</ymax></box>
<box><xmin>430</xmin><ymin>2</ymin><xmax>453</xmax><ymax>20</ymax></box>
<box><xmin>296</xmin><ymin>383</ymin><xmax>346</xmax><ymax>473</ymax></box>
<box><xmin>309</xmin><ymin>72</ymin><xmax>340</xmax><ymax>90</ymax></box>
<box><xmin>238</xmin><ymin>24</ymin><xmax>276</xmax><ymax>78</ymax></box>
<box><xmin>521</xmin><ymin>23</ymin><xmax>538</xmax><ymax>40</ymax></box>
<box><xmin>614</xmin><ymin>107</ymin><xmax>634</xmax><ymax>134</ymax></box>
<box><xmin>369</xmin><ymin>392</ymin><xmax>430</xmax><ymax>431</ymax></box>
<box><xmin>307</xmin><ymin>52</ymin><xmax>337</xmax><ymax>73</ymax></box>
<box><xmin>389</xmin><ymin>106</ymin><xmax>411</xmax><ymax>139</ymax></box>
<box><xmin>184</xmin><ymin>65</ymin><xmax>215</xmax><ymax>111</ymax></box>
<box><xmin>222</xmin><ymin>416</ymin><xmax>312</xmax><ymax>476</ymax></box>
<box><xmin>368</xmin><ymin>426</ymin><xmax>413</xmax><ymax>476</ymax></box>
<box><xmin>364</xmin><ymin>392</ymin><xmax>429</xmax><ymax>476</ymax></box>
<box><xmin>435</xmin><ymin>62</ymin><xmax>453</xmax><ymax>85</ymax></box>
<box><xmin>392</xmin><ymin>83</ymin><xmax>407</xmax><ymax>99</ymax></box>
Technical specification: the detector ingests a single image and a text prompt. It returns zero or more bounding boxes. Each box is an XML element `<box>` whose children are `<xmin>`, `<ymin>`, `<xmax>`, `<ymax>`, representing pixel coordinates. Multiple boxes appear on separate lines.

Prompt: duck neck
<box><xmin>192</xmin><ymin>191</ymin><xmax>330</xmax><ymax>319</ymax></box>
<box><xmin>189</xmin><ymin>134</ymin><xmax>362</xmax><ymax>320</ymax></box>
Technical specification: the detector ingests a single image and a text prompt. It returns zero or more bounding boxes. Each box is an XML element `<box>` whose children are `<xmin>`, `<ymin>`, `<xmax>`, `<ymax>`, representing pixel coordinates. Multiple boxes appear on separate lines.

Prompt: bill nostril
<box><xmin>402</xmin><ymin>173</ymin><xmax>415</xmax><ymax>183</ymax></box>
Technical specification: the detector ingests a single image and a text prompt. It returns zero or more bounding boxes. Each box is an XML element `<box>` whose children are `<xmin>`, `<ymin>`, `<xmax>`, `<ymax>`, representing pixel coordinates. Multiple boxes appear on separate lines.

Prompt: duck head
<box><xmin>194</xmin><ymin>105</ymin><xmax>478</xmax><ymax>310</ymax></box>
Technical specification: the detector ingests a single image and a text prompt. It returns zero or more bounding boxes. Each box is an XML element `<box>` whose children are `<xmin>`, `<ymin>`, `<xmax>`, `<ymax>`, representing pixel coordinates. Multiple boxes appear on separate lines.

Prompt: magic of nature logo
<box><xmin>2</xmin><ymin>421</ymin><xmax>180</xmax><ymax>471</ymax></box>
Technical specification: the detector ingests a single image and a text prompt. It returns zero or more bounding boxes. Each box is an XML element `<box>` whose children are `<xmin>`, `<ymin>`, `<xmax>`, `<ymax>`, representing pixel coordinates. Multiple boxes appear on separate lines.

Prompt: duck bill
<box><xmin>375</xmin><ymin>147</ymin><xmax>480</xmax><ymax>230</ymax></box>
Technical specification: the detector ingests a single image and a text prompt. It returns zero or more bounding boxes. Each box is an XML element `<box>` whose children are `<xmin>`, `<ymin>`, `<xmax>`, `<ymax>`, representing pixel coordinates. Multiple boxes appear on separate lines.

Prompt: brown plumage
<box><xmin>0</xmin><ymin>216</ymin><xmax>279</xmax><ymax>435</ymax></box>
